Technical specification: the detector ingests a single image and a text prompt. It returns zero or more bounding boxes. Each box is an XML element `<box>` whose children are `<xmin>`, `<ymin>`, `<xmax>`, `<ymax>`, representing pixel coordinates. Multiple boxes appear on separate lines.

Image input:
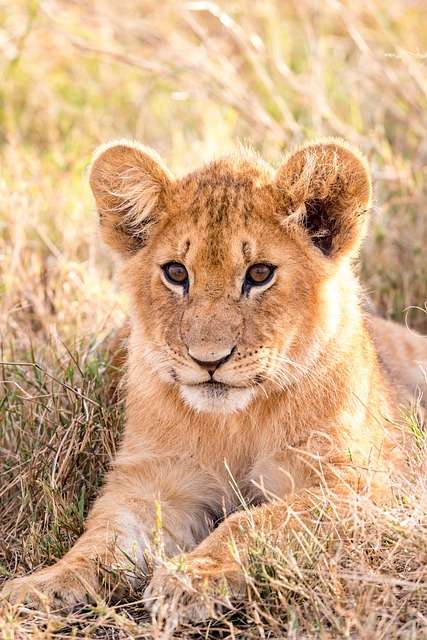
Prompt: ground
<box><xmin>1</xmin><ymin>1</ymin><xmax>427</xmax><ymax>638</ymax></box>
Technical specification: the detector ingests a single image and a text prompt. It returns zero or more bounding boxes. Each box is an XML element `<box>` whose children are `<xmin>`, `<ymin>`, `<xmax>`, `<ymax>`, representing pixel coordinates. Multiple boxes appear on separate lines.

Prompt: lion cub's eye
<box><xmin>162</xmin><ymin>262</ymin><xmax>189</xmax><ymax>287</ymax></box>
<box><xmin>244</xmin><ymin>263</ymin><xmax>275</xmax><ymax>292</ymax></box>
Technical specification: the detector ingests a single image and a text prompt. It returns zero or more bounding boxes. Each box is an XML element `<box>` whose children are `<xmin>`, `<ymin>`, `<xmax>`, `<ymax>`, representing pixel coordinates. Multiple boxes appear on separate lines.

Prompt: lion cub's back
<box><xmin>367</xmin><ymin>315</ymin><xmax>426</xmax><ymax>404</ymax></box>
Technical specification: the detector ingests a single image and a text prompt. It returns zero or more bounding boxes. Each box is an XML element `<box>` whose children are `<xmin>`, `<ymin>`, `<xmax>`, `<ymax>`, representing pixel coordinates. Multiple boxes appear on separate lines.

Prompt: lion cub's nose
<box><xmin>188</xmin><ymin>346</ymin><xmax>236</xmax><ymax>376</ymax></box>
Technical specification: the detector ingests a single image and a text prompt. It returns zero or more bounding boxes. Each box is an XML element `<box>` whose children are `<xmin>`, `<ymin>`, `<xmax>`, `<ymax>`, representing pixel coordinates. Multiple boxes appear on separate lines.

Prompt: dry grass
<box><xmin>1</xmin><ymin>0</ymin><xmax>427</xmax><ymax>637</ymax></box>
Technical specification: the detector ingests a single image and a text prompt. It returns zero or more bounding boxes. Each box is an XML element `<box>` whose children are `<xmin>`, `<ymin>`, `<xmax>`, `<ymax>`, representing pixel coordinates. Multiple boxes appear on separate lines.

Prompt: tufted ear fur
<box><xmin>89</xmin><ymin>140</ymin><xmax>172</xmax><ymax>256</ymax></box>
<box><xmin>275</xmin><ymin>139</ymin><xmax>372</xmax><ymax>258</ymax></box>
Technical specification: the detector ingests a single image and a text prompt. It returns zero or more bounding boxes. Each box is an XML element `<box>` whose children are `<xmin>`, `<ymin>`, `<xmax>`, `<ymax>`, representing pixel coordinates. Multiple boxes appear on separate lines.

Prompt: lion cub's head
<box><xmin>90</xmin><ymin>139</ymin><xmax>371</xmax><ymax>414</ymax></box>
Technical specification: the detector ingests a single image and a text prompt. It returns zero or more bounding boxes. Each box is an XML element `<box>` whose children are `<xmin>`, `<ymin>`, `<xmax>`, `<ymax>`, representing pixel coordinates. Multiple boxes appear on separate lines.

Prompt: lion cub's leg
<box><xmin>2</xmin><ymin>462</ymin><xmax>211</xmax><ymax>609</ymax></box>
<box><xmin>144</xmin><ymin>480</ymin><xmax>368</xmax><ymax>622</ymax></box>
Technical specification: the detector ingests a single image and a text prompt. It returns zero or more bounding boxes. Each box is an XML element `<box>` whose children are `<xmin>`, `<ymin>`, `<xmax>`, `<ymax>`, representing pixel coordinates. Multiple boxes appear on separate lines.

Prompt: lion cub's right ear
<box><xmin>89</xmin><ymin>140</ymin><xmax>173</xmax><ymax>256</ymax></box>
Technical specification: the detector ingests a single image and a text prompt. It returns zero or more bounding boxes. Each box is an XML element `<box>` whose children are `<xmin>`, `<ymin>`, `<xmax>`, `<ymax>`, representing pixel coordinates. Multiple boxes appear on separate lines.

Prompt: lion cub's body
<box><xmin>3</xmin><ymin>139</ymin><xmax>426</xmax><ymax>619</ymax></box>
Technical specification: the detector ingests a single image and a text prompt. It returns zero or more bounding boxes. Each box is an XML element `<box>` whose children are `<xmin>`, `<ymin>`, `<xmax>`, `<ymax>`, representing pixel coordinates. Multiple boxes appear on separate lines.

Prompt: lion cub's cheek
<box><xmin>180</xmin><ymin>385</ymin><xmax>254</xmax><ymax>414</ymax></box>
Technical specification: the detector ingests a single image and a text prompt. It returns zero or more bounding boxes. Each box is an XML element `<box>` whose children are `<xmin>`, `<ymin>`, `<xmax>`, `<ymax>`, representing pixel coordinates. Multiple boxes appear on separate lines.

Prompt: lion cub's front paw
<box><xmin>1</xmin><ymin>564</ymin><xmax>97</xmax><ymax>610</ymax></box>
<box><xmin>144</xmin><ymin>554</ymin><xmax>242</xmax><ymax>626</ymax></box>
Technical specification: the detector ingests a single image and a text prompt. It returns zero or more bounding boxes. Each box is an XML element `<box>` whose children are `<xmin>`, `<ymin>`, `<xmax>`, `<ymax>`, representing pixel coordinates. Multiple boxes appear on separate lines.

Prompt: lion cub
<box><xmin>3</xmin><ymin>139</ymin><xmax>426</xmax><ymax>620</ymax></box>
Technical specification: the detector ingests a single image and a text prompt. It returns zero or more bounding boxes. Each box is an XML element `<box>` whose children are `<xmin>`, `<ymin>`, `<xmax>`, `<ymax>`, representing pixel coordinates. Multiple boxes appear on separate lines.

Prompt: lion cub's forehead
<box><xmin>171</xmin><ymin>156</ymin><xmax>275</xmax><ymax>230</ymax></box>
<box><xmin>165</xmin><ymin>156</ymin><xmax>277</xmax><ymax>267</ymax></box>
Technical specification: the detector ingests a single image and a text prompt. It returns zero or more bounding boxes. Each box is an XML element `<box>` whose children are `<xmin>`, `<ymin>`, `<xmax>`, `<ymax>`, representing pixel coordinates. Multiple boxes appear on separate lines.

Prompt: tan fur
<box><xmin>368</xmin><ymin>315</ymin><xmax>426</xmax><ymax>403</ymax></box>
<box><xmin>3</xmin><ymin>138</ymin><xmax>426</xmax><ymax>620</ymax></box>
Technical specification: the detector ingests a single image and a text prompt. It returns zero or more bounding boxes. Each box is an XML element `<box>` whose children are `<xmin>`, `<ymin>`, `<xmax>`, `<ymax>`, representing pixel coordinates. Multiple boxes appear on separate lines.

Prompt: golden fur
<box><xmin>3</xmin><ymin>138</ymin><xmax>426</xmax><ymax>620</ymax></box>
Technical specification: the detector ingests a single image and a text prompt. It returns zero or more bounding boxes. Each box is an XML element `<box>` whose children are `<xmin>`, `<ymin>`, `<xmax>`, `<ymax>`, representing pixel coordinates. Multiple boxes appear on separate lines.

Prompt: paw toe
<box><xmin>1</xmin><ymin>571</ymin><xmax>92</xmax><ymax>610</ymax></box>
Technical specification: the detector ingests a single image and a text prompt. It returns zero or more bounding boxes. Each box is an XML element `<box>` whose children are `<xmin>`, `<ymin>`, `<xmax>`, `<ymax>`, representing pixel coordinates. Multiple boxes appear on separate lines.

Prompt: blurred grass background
<box><xmin>1</xmin><ymin>1</ymin><xmax>427</xmax><ymax>637</ymax></box>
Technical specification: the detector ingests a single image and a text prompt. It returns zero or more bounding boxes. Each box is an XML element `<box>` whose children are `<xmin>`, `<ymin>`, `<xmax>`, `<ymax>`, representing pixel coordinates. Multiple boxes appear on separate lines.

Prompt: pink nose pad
<box><xmin>188</xmin><ymin>347</ymin><xmax>236</xmax><ymax>376</ymax></box>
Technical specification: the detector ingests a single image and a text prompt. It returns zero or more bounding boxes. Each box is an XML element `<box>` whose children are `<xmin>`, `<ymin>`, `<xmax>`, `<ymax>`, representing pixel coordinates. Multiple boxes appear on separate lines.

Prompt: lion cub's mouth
<box><xmin>193</xmin><ymin>380</ymin><xmax>233</xmax><ymax>395</ymax></box>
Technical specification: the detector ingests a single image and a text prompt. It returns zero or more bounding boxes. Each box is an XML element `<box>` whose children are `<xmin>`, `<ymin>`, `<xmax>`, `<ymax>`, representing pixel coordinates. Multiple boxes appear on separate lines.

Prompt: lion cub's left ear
<box><xmin>89</xmin><ymin>140</ymin><xmax>173</xmax><ymax>256</ymax></box>
<box><xmin>275</xmin><ymin>139</ymin><xmax>372</xmax><ymax>258</ymax></box>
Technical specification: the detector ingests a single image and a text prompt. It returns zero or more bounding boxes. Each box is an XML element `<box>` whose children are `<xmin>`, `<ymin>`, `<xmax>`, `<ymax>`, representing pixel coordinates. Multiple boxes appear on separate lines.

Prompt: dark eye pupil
<box><xmin>163</xmin><ymin>262</ymin><xmax>188</xmax><ymax>285</ymax></box>
<box><xmin>247</xmin><ymin>264</ymin><xmax>273</xmax><ymax>285</ymax></box>
<box><xmin>169</xmin><ymin>266</ymin><xmax>186</xmax><ymax>281</ymax></box>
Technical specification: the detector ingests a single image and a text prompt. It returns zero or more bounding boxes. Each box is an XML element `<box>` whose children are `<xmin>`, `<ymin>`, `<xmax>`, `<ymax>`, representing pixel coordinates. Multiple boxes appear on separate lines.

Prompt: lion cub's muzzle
<box><xmin>187</xmin><ymin>345</ymin><xmax>236</xmax><ymax>378</ymax></box>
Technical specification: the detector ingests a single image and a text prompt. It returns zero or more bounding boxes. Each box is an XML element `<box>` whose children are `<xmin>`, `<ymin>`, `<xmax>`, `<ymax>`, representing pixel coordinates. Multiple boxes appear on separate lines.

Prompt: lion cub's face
<box><xmin>90</xmin><ymin>140</ymin><xmax>371</xmax><ymax>414</ymax></box>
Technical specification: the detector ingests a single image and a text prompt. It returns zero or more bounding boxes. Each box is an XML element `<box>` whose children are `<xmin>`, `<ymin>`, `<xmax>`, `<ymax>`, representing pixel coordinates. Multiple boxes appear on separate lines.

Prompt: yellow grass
<box><xmin>1</xmin><ymin>1</ymin><xmax>426</xmax><ymax>637</ymax></box>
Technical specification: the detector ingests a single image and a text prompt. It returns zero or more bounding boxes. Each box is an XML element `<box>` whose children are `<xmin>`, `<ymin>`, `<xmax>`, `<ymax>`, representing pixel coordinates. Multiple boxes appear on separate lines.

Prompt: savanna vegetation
<box><xmin>1</xmin><ymin>1</ymin><xmax>427</xmax><ymax>637</ymax></box>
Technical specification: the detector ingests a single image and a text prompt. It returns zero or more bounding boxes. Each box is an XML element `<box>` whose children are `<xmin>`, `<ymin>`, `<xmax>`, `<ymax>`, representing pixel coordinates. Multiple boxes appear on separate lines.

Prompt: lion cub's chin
<box><xmin>180</xmin><ymin>383</ymin><xmax>254</xmax><ymax>414</ymax></box>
